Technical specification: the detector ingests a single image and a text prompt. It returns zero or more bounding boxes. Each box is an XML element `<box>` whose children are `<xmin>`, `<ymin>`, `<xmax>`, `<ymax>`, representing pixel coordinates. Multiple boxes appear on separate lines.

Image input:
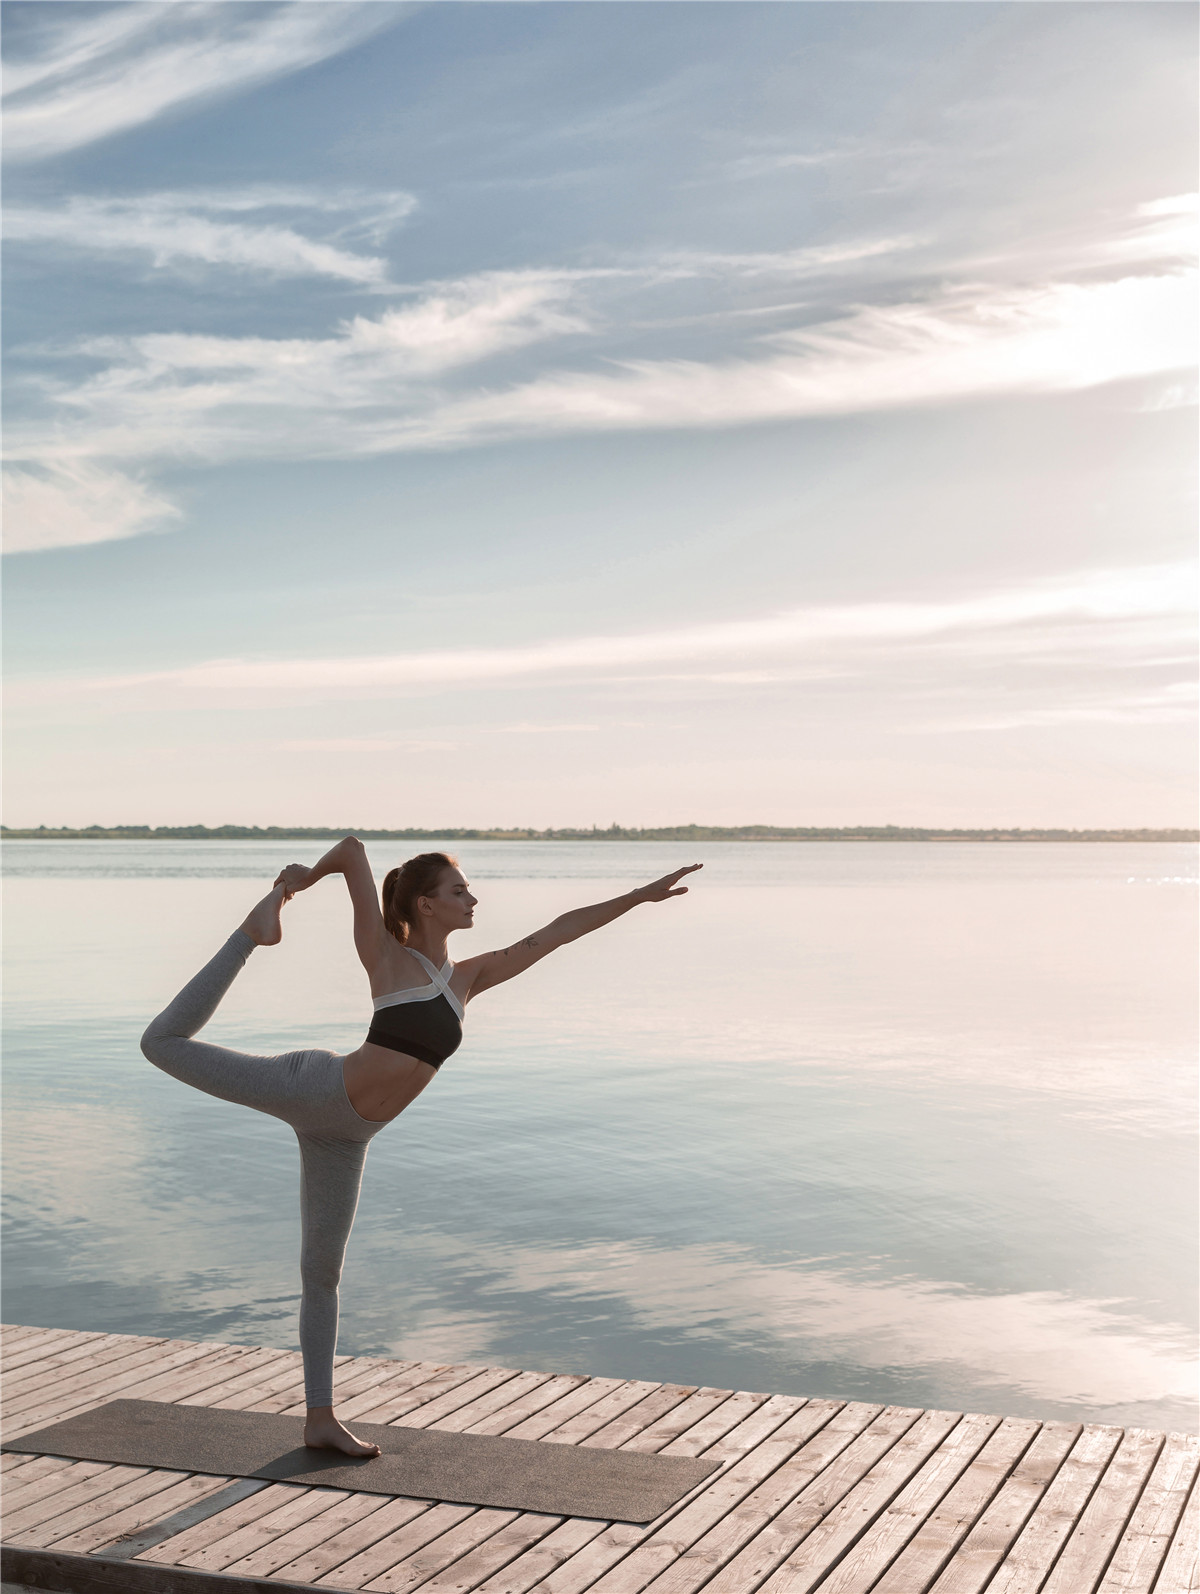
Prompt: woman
<box><xmin>141</xmin><ymin>837</ymin><xmax>700</xmax><ymax>1456</ymax></box>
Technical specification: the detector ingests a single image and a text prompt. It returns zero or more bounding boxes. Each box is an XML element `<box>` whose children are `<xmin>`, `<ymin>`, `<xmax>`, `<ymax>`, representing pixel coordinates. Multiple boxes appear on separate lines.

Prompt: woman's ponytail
<box><xmin>381</xmin><ymin>853</ymin><xmax>457</xmax><ymax>944</ymax></box>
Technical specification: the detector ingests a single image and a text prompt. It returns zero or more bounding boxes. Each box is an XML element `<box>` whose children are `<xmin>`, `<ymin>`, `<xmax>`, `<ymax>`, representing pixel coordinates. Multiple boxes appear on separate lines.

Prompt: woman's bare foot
<box><xmin>240</xmin><ymin>885</ymin><xmax>287</xmax><ymax>947</ymax></box>
<box><xmin>303</xmin><ymin>1408</ymin><xmax>380</xmax><ymax>1457</ymax></box>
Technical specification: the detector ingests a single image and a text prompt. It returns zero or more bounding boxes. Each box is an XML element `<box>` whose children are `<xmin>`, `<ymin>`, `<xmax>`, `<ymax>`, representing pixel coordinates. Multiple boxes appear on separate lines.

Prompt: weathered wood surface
<box><xmin>1</xmin><ymin>1326</ymin><xmax>1195</xmax><ymax>1594</ymax></box>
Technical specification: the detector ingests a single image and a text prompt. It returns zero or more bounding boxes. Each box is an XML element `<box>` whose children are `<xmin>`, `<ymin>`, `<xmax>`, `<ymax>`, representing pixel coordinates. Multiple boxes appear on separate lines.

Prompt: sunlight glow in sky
<box><xmin>3</xmin><ymin>1</ymin><xmax>1196</xmax><ymax>827</ymax></box>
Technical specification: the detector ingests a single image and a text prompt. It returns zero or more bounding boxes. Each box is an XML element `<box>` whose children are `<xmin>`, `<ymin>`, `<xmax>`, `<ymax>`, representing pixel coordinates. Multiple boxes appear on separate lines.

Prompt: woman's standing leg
<box><xmin>295</xmin><ymin>1132</ymin><xmax>374</xmax><ymax>1451</ymax></box>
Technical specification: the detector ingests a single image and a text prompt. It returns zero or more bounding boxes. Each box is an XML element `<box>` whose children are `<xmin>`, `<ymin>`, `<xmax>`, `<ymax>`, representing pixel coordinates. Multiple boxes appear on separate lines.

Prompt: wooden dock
<box><xmin>1</xmin><ymin>1325</ymin><xmax>1195</xmax><ymax>1594</ymax></box>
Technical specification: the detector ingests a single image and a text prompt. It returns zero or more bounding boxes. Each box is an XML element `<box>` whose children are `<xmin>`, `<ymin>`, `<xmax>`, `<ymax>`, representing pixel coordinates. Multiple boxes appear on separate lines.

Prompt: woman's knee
<box><xmin>140</xmin><ymin>1021</ymin><xmax>168</xmax><ymax>1064</ymax></box>
<box><xmin>300</xmin><ymin>1254</ymin><xmax>343</xmax><ymax>1297</ymax></box>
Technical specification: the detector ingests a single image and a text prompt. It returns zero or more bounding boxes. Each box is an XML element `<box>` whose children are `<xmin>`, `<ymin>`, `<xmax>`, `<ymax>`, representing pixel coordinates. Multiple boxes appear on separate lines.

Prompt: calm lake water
<box><xmin>3</xmin><ymin>840</ymin><xmax>1196</xmax><ymax>1433</ymax></box>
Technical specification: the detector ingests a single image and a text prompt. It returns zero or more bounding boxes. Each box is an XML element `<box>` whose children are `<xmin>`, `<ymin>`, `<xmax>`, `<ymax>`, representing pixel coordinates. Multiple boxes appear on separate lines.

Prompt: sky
<box><xmin>2</xmin><ymin>0</ymin><xmax>1196</xmax><ymax>830</ymax></box>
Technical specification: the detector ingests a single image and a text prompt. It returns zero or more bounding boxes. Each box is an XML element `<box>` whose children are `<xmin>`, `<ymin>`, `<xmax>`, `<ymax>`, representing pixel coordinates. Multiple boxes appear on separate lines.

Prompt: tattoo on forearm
<box><xmin>498</xmin><ymin>937</ymin><xmax>540</xmax><ymax>958</ymax></box>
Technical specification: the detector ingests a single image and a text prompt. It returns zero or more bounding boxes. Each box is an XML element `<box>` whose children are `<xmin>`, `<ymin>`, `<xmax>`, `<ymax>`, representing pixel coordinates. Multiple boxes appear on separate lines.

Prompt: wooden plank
<box><xmin>499</xmin><ymin>1379</ymin><xmax>635</xmax><ymax>1443</ymax></box>
<box><xmin>270</xmin><ymin>1497</ymin><xmax>437</xmax><ymax>1586</ymax></box>
<box><xmin>982</xmin><ymin>1423</ymin><xmax>1124</xmax><ymax>1594</ymax></box>
<box><xmin>181</xmin><ymin>1485</ymin><xmax>351</xmax><ymax>1572</ymax></box>
<box><xmin>393</xmin><ymin>1510</ymin><xmax>565</xmax><ymax>1594</ymax></box>
<box><xmin>50</xmin><ymin>1473</ymin><xmax>241</xmax><ymax>1556</ymax></box>
<box><xmin>581</xmin><ymin>1387</ymin><xmax>699</xmax><ymax>1452</ymax></box>
<box><xmin>156</xmin><ymin>1364</ymin><xmax>481</xmax><ymax>1574</ymax></box>
<box><xmin>484</xmin><ymin>1393</ymin><xmax>800</xmax><ymax>1594</ymax></box>
<box><xmin>365</xmin><ymin>1508</ymin><xmax>526</xmax><ymax>1594</ymax></box>
<box><xmin>537</xmin><ymin>1383</ymin><xmax>665</xmax><ymax>1447</ymax></box>
<box><xmin>173</xmin><ymin>1349</ymin><xmax>304</xmax><ymax>1408</ymax></box>
<box><xmin>870</xmin><ymin>1418</ymin><xmax>1041</xmax><ymax>1594</ymax></box>
<box><xmin>9</xmin><ymin>1468</ymin><xmax>214</xmax><ymax>1550</ymax></box>
<box><xmin>250</xmin><ymin>1356</ymin><xmax>406</xmax><ymax>1417</ymax></box>
<box><xmin>702</xmin><ymin>1405</ymin><xmax>926</xmax><ymax>1594</ymax></box>
<box><xmin>463</xmin><ymin>1375</ymin><xmax>592</xmax><ymax>1436</ymax></box>
<box><xmin>753</xmin><ymin>1409</ymin><xmax>965</xmax><ymax>1594</ymax></box>
<box><xmin>0</xmin><ymin>1458</ymin><xmax>118</xmax><ymax>1514</ymax></box>
<box><xmin>1040</xmin><ymin>1427</ymin><xmax>1165</xmax><ymax>1594</ymax></box>
<box><xmin>348</xmin><ymin>1366</ymin><xmax>494</xmax><ymax>1427</ymax></box>
<box><xmin>1</xmin><ymin>1328</ymin><xmax>98</xmax><ymax>1369</ymax></box>
<box><xmin>1</xmin><ymin>1345</ymin><xmax>279</xmax><ymax>1446</ymax></box>
<box><xmin>583</xmin><ymin>1401</ymin><xmax>844</xmax><ymax>1594</ymax></box>
<box><xmin>1</xmin><ymin>1331</ymin><xmax>177</xmax><ymax>1392</ymax></box>
<box><xmin>314</xmin><ymin>1502</ymin><xmax>472</xmax><ymax>1589</ymax></box>
<box><xmin>608</xmin><ymin>1402</ymin><xmax>873</xmax><ymax>1594</ymax></box>
<box><xmin>811</xmin><ymin>1412</ymin><xmax>1002</xmax><ymax>1594</ymax></box>
<box><xmin>927</xmin><ymin>1421</ymin><xmax>1080</xmax><ymax>1594</ymax></box>
<box><xmin>136</xmin><ymin>1482</ymin><xmax>309</xmax><ymax>1566</ymax></box>
<box><xmin>3</xmin><ymin>1332</ymin><xmax>133</xmax><ymax>1383</ymax></box>
<box><xmin>388</xmin><ymin>1370</ymin><xmax>529</xmax><ymax>1432</ymax></box>
<box><xmin>1153</xmin><ymin>1471</ymin><xmax>1198</xmax><ymax>1594</ymax></box>
<box><xmin>333</xmin><ymin>1364</ymin><xmax>459</xmax><ymax>1423</ymax></box>
<box><xmin>352</xmin><ymin>1397</ymin><xmax>713</xmax><ymax>1594</ymax></box>
<box><xmin>0</xmin><ymin>1452</ymin><xmax>76</xmax><ymax>1484</ymax></box>
<box><xmin>1</xmin><ymin>1464</ymin><xmax>150</xmax><ymax>1538</ymax></box>
<box><xmin>222</xmin><ymin>1491</ymin><xmax>386</xmax><ymax>1579</ymax></box>
<box><xmin>164</xmin><ymin>1375</ymin><xmax>631</xmax><ymax>1588</ymax></box>
<box><xmin>2</xmin><ymin>1338</ymin><xmax>200</xmax><ymax>1417</ymax></box>
<box><xmin>639</xmin><ymin>1402</ymin><xmax>885</xmax><ymax>1594</ymax></box>
<box><xmin>318</xmin><ymin>1382</ymin><xmax>739</xmax><ymax>1594</ymax></box>
<box><xmin>522</xmin><ymin>1394</ymin><xmax>809</xmax><ymax>1594</ymax></box>
<box><xmin>416</xmin><ymin>1390</ymin><xmax>754</xmax><ymax>1594</ymax></box>
<box><xmin>619</xmin><ymin>1390</ymin><xmax>748</xmax><ymax>1457</ymax></box>
<box><xmin>0</xmin><ymin>1323</ymin><xmax>65</xmax><ymax>1351</ymax></box>
<box><xmin>421</xmin><ymin>1371</ymin><xmax>557</xmax><ymax>1434</ymax></box>
<box><xmin>1099</xmin><ymin>1433</ymin><xmax>1200</xmax><ymax>1592</ymax></box>
<box><xmin>1</xmin><ymin>1341</ymin><xmax>268</xmax><ymax>1439</ymax></box>
<box><xmin>304</xmin><ymin>1383</ymin><xmax>651</xmax><ymax>1591</ymax></box>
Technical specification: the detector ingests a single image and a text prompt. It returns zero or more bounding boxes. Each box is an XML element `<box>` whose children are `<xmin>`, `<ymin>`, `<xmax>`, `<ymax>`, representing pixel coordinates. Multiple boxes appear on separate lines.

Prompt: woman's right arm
<box><xmin>274</xmin><ymin>837</ymin><xmax>386</xmax><ymax>970</ymax></box>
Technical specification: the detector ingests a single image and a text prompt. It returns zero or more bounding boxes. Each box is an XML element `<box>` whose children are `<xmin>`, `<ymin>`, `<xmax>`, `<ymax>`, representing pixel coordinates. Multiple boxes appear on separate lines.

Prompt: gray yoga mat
<box><xmin>3</xmin><ymin>1399</ymin><xmax>719</xmax><ymax>1523</ymax></box>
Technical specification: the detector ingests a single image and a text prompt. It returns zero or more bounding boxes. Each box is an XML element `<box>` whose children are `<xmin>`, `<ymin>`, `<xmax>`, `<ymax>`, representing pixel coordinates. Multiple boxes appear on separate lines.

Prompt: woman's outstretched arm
<box><xmin>458</xmin><ymin>864</ymin><xmax>701</xmax><ymax>999</ymax></box>
<box><xmin>274</xmin><ymin>837</ymin><xmax>386</xmax><ymax>970</ymax></box>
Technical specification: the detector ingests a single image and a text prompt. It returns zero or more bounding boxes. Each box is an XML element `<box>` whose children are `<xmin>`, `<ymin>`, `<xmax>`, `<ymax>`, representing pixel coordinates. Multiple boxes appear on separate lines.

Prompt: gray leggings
<box><xmin>140</xmin><ymin>931</ymin><xmax>384</xmax><ymax>1408</ymax></box>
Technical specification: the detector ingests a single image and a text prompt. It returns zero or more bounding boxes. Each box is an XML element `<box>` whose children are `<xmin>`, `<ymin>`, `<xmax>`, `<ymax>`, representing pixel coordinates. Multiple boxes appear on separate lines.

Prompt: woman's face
<box><xmin>421</xmin><ymin>867</ymin><xmax>477</xmax><ymax>932</ymax></box>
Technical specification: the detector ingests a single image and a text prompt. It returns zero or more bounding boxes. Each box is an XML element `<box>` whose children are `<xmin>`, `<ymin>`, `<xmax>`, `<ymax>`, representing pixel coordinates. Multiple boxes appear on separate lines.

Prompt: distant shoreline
<box><xmin>2</xmin><ymin>824</ymin><xmax>1196</xmax><ymax>844</ymax></box>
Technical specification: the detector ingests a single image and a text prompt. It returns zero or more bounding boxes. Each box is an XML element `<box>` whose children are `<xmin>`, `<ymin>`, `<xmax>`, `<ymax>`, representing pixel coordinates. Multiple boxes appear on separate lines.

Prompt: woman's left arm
<box><xmin>459</xmin><ymin>864</ymin><xmax>701</xmax><ymax>999</ymax></box>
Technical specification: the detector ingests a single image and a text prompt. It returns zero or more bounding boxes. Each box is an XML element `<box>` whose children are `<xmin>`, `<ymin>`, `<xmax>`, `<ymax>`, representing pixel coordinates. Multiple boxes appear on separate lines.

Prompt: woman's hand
<box><xmin>633</xmin><ymin>863</ymin><xmax>703</xmax><ymax>903</ymax></box>
<box><xmin>274</xmin><ymin>863</ymin><xmax>314</xmax><ymax>899</ymax></box>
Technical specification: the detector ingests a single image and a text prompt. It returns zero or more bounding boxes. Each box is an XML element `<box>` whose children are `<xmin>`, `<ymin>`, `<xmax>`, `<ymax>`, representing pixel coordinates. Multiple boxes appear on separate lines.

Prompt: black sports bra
<box><xmin>365</xmin><ymin>949</ymin><xmax>464</xmax><ymax>1071</ymax></box>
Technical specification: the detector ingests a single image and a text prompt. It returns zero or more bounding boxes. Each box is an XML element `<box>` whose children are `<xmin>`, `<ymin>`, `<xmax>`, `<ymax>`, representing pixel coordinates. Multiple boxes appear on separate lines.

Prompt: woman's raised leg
<box><xmin>140</xmin><ymin>886</ymin><xmax>290</xmax><ymax>1113</ymax></box>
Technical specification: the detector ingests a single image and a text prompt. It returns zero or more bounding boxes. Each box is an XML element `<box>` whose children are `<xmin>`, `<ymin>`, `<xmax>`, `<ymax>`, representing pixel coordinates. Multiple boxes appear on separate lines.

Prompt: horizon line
<box><xmin>2</xmin><ymin>823</ymin><xmax>1196</xmax><ymax>844</ymax></box>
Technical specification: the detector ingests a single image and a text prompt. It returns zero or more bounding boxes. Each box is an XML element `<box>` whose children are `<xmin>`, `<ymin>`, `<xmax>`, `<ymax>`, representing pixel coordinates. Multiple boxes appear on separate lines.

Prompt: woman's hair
<box><xmin>381</xmin><ymin>852</ymin><xmax>458</xmax><ymax>943</ymax></box>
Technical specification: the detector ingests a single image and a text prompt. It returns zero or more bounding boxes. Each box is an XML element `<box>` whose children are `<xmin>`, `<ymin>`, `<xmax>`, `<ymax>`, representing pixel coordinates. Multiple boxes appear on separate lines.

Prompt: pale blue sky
<box><xmin>3</xmin><ymin>1</ymin><xmax>1196</xmax><ymax>827</ymax></box>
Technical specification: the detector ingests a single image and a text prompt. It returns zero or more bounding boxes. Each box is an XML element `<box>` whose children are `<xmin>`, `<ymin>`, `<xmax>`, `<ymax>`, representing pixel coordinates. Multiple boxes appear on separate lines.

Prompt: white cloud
<box><xmin>1</xmin><ymin>2</ymin><xmax>403</xmax><ymax>161</ymax></box>
<box><xmin>4</xmin><ymin>189</ymin><xmax>417</xmax><ymax>285</ymax></box>
<box><xmin>397</xmin><ymin>270</ymin><xmax>1196</xmax><ymax>451</ymax></box>
<box><xmin>9</xmin><ymin>563</ymin><xmax>1192</xmax><ymax>702</ymax></box>
<box><xmin>11</xmin><ymin>263</ymin><xmax>1192</xmax><ymax>468</ymax></box>
<box><xmin>2</xmin><ymin>462</ymin><xmax>180</xmax><ymax>554</ymax></box>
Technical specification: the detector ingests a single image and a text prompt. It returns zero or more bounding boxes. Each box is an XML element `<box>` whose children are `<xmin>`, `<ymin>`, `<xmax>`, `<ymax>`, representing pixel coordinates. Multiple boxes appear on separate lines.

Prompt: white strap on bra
<box><xmin>372</xmin><ymin>948</ymin><xmax>464</xmax><ymax>1022</ymax></box>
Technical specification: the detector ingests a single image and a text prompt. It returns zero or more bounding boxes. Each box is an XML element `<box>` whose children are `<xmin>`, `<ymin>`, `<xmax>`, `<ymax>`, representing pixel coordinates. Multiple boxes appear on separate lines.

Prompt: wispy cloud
<box><xmin>4</xmin><ymin>189</ymin><xmax>417</xmax><ymax>286</ymax></box>
<box><xmin>2</xmin><ymin>1</ymin><xmax>404</xmax><ymax>161</ymax></box>
<box><xmin>12</xmin><ymin>253</ymin><xmax>1191</xmax><ymax>469</ymax></box>
<box><xmin>9</xmin><ymin>563</ymin><xmax>1192</xmax><ymax>705</ymax></box>
<box><xmin>399</xmin><ymin>270</ymin><xmax>1195</xmax><ymax>451</ymax></box>
<box><xmin>2</xmin><ymin>462</ymin><xmax>179</xmax><ymax>554</ymax></box>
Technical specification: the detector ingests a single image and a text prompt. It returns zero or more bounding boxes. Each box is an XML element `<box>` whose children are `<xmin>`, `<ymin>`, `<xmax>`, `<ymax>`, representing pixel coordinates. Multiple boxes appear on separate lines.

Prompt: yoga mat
<box><xmin>3</xmin><ymin>1399</ymin><xmax>720</xmax><ymax>1523</ymax></box>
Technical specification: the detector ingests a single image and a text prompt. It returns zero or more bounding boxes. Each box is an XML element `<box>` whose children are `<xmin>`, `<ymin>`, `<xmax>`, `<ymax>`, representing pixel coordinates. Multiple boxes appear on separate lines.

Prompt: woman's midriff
<box><xmin>342</xmin><ymin>1043</ymin><xmax>437</xmax><ymax>1123</ymax></box>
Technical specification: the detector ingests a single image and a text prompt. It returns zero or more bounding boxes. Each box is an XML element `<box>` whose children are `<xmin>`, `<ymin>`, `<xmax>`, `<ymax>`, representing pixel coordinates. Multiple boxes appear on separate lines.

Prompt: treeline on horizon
<box><xmin>3</xmin><ymin>823</ymin><xmax>1196</xmax><ymax>843</ymax></box>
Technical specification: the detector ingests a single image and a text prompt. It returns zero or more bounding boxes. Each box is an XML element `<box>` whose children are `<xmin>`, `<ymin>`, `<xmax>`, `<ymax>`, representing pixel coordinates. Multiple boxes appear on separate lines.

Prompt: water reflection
<box><xmin>3</xmin><ymin>842</ymin><xmax>1196</xmax><ymax>1432</ymax></box>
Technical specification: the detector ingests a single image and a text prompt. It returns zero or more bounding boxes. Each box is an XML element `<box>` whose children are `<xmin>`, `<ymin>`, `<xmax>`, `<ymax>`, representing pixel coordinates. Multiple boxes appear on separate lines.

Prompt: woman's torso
<box><xmin>342</xmin><ymin>947</ymin><xmax>470</xmax><ymax>1122</ymax></box>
